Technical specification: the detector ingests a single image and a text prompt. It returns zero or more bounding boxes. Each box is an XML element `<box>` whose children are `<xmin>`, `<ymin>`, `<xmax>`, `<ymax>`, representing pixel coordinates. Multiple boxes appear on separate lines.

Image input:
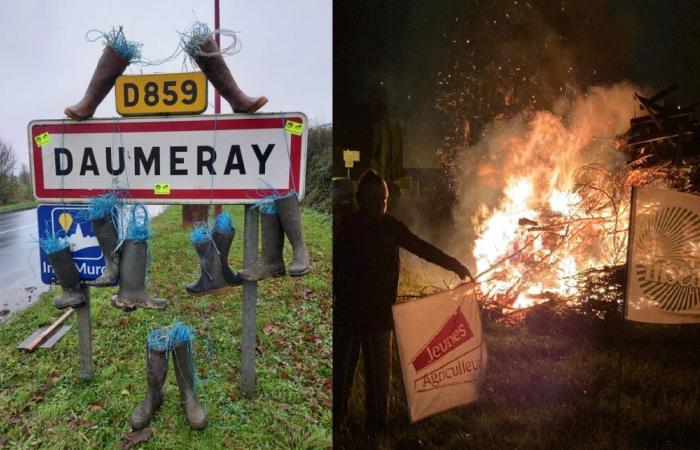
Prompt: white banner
<box><xmin>392</xmin><ymin>283</ymin><xmax>486</xmax><ymax>422</ymax></box>
<box><xmin>626</xmin><ymin>186</ymin><xmax>700</xmax><ymax>323</ymax></box>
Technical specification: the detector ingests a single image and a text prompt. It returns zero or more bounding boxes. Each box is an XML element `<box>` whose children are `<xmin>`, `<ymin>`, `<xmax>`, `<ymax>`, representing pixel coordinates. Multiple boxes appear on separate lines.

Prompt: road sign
<box><xmin>115</xmin><ymin>72</ymin><xmax>208</xmax><ymax>116</ymax></box>
<box><xmin>38</xmin><ymin>204</ymin><xmax>106</xmax><ymax>285</ymax></box>
<box><xmin>28</xmin><ymin>113</ymin><xmax>308</xmax><ymax>204</ymax></box>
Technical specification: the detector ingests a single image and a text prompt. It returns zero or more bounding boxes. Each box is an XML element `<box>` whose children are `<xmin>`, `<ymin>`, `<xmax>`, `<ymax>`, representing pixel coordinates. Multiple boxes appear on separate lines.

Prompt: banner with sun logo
<box><xmin>626</xmin><ymin>186</ymin><xmax>700</xmax><ymax>323</ymax></box>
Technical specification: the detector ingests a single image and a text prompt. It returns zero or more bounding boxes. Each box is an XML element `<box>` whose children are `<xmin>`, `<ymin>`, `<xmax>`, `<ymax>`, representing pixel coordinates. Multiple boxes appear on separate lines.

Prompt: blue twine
<box><xmin>214</xmin><ymin>213</ymin><xmax>233</xmax><ymax>234</ymax></box>
<box><xmin>147</xmin><ymin>321</ymin><xmax>194</xmax><ymax>351</ymax></box>
<box><xmin>171</xmin><ymin>322</ymin><xmax>194</xmax><ymax>346</ymax></box>
<box><xmin>86</xmin><ymin>26</ymin><xmax>142</xmax><ymax>62</ymax></box>
<box><xmin>126</xmin><ymin>203</ymin><xmax>151</xmax><ymax>240</ymax></box>
<box><xmin>180</xmin><ymin>21</ymin><xmax>213</xmax><ymax>57</ymax></box>
<box><xmin>39</xmin><ymin>230</ymin><xmax>70</xmax><ymax>255</ymax></box>
<box><xmin>78</xmin><ymin>192</ymin><xmax>123</xmax><ymax>221</ymax></box>
<box><xmin>252</xmin><ymin>195</ymin><xmax>279</xmax><ymax>215</ymax></box>
<box><xmin>147</xmin><ymin>327</ymin><xmax>172</xmax><ymax>352</ymax></box>
<box><xmin>191</xmin><ymin>222</ymin><xmax>212</xmax><ymax>244</ymax></box>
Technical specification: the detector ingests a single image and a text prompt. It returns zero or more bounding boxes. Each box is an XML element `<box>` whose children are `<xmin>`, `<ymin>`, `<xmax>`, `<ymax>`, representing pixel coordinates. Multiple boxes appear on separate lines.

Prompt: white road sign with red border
<box><xmin>28</xmin><ymin>113</ymin><xmax>307</xmax><ymax>204</ymax></box>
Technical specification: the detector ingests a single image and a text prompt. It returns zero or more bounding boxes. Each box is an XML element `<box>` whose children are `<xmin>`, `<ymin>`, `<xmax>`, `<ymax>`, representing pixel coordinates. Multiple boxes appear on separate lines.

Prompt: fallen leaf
<box><xmin>119</xmin><ymin>428</ymin><xmax>153</xmax><ymax>450</ymax></box>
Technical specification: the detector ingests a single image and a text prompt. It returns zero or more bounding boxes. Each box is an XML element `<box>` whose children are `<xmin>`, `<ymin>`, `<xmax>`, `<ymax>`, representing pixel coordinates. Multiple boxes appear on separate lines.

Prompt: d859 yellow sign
<box><xmin>115</xmin><ymin>72</ymin><xmax>208</xmax><ymax>116</ymax></box>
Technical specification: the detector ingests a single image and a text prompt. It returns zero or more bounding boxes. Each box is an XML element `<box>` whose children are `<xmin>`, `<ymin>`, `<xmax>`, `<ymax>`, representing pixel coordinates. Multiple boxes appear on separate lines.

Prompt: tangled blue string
<box><xmin>214</xmin><ymin>213</ymin><xmax>233</xmax><ymax>234</ymax></box>
<box><xmin>191</xmin><ymin>222</ymin><xmax>212</xmax><ymax>244</ymax></box>
<box><xmin>78</xmin><ymin>192</ymin><xmax>123</xmax><ymax>221</ymax></box>
<box><xmin>126</xmin><ymin>203</ymin><xmax>151</xmax><ymax>240</ymax></box>
<box><xmin>147</xmin><ymin>321</ymin><xmax>194</xmax><ymax>351</ymax></box>
<box><xmin>180</xmin><ymin>22</ymin><xmax>213</xmax><ymax>57</ymax></box>
<box><xmin>40</xmin><ymin>230</ymin><xmax>70</xmax><ymax>255</ymax></box>
<box><xmin>171</xmin><ymin>322</ymin><xmax>194</xmax><ymax>346</ymax></box>
<box><xmin>178</xmin><ymin>20</ymin><xmax>241</xmax><ymax>61</ymax></box>
<box><xmin>86</xmin><ymin>26</ymin><xmax>143</xmax><ymax>62</ymax></box>
<box><xmin>147</xmin><ymin>327</ymin><xmax>172</xmax><ymax>352</ymax></box>
<box><xmin>252</xmin><ymin>195</ymin><xmax>279</xmax><ymax>215</ymax></box>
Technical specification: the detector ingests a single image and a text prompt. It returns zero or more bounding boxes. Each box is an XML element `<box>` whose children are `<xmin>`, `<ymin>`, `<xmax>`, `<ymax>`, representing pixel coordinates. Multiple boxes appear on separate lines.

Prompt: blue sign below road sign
<box><xmin>38</xmin><ymin>204</ymin><xmax>106</xmax><ymax>285</ymax></box>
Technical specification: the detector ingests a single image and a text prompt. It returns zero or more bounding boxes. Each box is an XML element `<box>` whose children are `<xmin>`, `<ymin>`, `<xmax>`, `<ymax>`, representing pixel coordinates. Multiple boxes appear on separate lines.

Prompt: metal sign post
<box><xmin>77</xmin><ymin>286</ymin><xmax>93</xmax><ymax>381</ymax></box>
<box><xmin>241</xmin><ymin>205</ymin><xmax>259</xmax><ymax>396</ymax></box>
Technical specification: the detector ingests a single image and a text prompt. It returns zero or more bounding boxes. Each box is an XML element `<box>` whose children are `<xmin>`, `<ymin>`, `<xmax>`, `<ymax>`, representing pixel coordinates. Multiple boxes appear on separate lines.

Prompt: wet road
<box><xmin>0</xmin><ymin>208</ymin><xmax>45</xmax><ymax>321</ymax></box>
<box><xmin>0</xmin><ymin>205</ymin><xmax>166</xmax><ymax>323</ymax></box>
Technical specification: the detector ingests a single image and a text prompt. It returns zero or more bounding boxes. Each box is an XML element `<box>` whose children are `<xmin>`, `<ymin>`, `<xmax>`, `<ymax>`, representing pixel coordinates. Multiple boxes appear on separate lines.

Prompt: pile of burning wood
<box><xmin>475</xmin><ymin>84</ymin><xmax>700</xmax><ymax>318</ymax></box>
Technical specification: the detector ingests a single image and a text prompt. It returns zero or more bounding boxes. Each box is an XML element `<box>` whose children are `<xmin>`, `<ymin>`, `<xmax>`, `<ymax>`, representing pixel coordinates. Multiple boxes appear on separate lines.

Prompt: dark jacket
<box><xmin>334</xmin><ymin>211</ymin><xmax>465</xmax><ymax>331</ymax></box>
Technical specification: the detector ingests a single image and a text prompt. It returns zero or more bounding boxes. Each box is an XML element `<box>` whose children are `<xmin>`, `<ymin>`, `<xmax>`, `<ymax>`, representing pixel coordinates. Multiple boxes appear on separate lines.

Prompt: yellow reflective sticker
<box><xmin>34</xmin><ymin>132</ymin><xmax>51</xmax><ymax>147</ymax></box>
<box><xmin>154</xmin><ymin>183</ymin><xmax>171</xmax><ymax>195</ymax></box>
<box><xmin>284</xmin><ymin>120</ymin><xmax>304</xmax><ymax>136</ymax></box>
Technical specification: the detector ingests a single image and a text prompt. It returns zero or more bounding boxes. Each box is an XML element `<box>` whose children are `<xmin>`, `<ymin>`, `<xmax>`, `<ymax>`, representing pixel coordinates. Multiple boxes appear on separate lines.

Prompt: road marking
<box><xmin>0</xmin><ymin>224</ymin><xmax>34</xmax><ymax>236</ymax></box>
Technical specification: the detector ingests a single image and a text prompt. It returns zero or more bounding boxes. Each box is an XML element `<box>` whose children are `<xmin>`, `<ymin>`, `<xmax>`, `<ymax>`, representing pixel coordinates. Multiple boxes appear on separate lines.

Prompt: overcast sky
<box><xmin>0</xmin><ymin>0</ymin><xmax>332</xmax><ymax>171</ymax></box>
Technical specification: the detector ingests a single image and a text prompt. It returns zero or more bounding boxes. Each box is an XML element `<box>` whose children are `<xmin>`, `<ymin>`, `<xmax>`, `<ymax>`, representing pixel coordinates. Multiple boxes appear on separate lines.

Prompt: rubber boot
<box><xmin>275</xmin><ymin>194</ymin><xmax>311</xmax><ymax>276</ymax></box>
<box><xmin>47</xmin><ymin>247</ymin><xmax>86</xmax><ymax>309</ymax></box>
<box><xmin>172</xmin><ymin>341</ymin><xmax>207</xmax><ymax>430</ymax></box>
<box><xmin>131</xmin><ymin>346</ymin><xmax>168</xmax><ymax>430</ymax></box>
<box><xmin>185</xmin><ymin>240</ymin><xmax>228</xmax><ymax>296</ymax></box>
<box><xmin>212</xmin><ymin>229</ymin><xmax>243</xmax><ymax>286</ymax></box>
<box><xmin>65</xmin><ymin>46</ymin><xmax>130</xmax><ymax>120</ymax></box>
<box><xmin>238</xmin><ymin>212</ymin><xmax>285</xmax><ymax>281</ymax></box>
<box><xmin>192</xmin><ymin>37</ymin><xmax>267</xmax><ymax>113</ymax></box>
<box><xmin>111</xmin><ymin>239</ymin><xmax>167</xmax><ymax>312</ymax></box>
<box><xmin>91</xmin><ymin>215</ymin><xmax>120</xmax><ymax>287</ymax></box>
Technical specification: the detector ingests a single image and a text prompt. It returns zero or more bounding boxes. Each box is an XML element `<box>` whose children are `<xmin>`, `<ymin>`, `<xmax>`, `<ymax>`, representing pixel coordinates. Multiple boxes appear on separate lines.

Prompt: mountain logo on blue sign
<box><xmin>38</xmin><ymin>204</ymin><xmax>107</xmax><ymax>285</ymax></box>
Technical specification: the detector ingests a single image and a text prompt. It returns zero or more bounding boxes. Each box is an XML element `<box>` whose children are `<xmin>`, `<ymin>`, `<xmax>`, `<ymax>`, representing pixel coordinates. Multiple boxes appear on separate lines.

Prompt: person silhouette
<box><xmin>333</xmin><ymin>169</ymin><xmax>472</xmax><ymax>436</ymax></box>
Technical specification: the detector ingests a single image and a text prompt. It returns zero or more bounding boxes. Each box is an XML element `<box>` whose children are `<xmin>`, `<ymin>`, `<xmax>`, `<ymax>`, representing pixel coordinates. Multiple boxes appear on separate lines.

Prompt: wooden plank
<box><xmin>25</xmin><ymin>308</ymin><xmax>74</xmax><ymax>352</ymax></box>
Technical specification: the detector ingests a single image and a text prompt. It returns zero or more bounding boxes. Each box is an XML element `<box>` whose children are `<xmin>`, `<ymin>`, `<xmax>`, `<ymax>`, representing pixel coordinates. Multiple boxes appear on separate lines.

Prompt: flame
<box><xmin>470</xmin><ymin>107</ymin><xmax>632</xmax><ymax>309</ymax></box>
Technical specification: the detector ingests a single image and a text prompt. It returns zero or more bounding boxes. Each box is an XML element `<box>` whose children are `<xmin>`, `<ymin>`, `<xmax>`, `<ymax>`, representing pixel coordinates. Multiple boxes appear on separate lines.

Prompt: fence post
<box><xmin>241</xmin><ymin>205</ymin><xmax>258</xmax><ymax>396</ymax></box>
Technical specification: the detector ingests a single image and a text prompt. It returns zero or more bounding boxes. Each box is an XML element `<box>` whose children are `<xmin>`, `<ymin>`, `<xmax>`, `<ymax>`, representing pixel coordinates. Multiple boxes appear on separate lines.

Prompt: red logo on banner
<box><xmin>411</xmin><ymin>308</ymin><xmax>474</xmax><ymax>372</ymax></box>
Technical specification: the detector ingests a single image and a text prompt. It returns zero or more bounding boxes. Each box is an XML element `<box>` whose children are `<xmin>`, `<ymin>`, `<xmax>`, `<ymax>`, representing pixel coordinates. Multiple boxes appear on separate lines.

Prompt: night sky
<box><xmin>334</xmin><ymin>0</ymin><xmax>700</xmax><ymax>176</ymax></box>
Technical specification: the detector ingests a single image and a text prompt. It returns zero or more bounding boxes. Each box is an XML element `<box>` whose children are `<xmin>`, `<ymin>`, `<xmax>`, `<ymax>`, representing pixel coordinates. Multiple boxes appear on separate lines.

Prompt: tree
<box><xmin>0</xmin><ymin>139</ymin><xmax>17</xmax><ymax>204</ymax></box>
<box><xmin>19</xmin><ymin>164</ymin><xmax>31</xmax><ymax>187</ymax></box>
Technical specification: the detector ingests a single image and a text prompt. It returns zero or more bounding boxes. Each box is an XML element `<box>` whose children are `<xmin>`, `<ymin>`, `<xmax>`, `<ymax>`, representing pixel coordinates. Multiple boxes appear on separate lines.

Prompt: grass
<box><xmin>0</xmin><ymin>200</ymin><xmax>39</xmax><ymax>214</ymax></box>
<box><xmin>0</xmin><ymin>205</ymin><xmax>332</xmax><ymax>449</ymax></box>
<box><xmin>335</xmin><ymin>267</ymin><xmax>700</xmax><ymax>449</ymax></box>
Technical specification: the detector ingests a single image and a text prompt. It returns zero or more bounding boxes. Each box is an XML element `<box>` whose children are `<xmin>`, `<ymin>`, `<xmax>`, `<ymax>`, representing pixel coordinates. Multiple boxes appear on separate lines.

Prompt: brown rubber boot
<box><xmin>172</xmin><ymin>341</ymin><xmax>207</xmax><ymax>430</ymax></box>
<box><xmin>65</xmin><ymin>46</ymin><xmax>130</xmax><ymax>121</ymax></box>
<box><xmin>192</xmin><ymin>37</ymin><xmax>267</xmax><ymax>113</ymax></box>
<box><xmin>238</xmin><ymin>211</ymin><xmax>286</xmax><ymax>281</ymax></box>
<box><xmin>275</xmin><ymin>194</ymin><xmax>311</xmax><ymax>276</ymax></box>
<box><xmin>111</xmin><ymin>239</ymin><xmax>167</xmax><ymax>312</ymax></box>
<box><xmin>131</xmin><ymin>346</ymin><xmax>168</xmax><ymax>430</ymax></box>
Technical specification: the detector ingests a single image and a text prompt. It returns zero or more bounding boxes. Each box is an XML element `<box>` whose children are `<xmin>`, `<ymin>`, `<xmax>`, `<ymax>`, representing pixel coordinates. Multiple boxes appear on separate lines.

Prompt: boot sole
<box><xmin>238</xmin><ymin>270</ymin><xmax>286</xmax><ymax>282</ymax></box>
<box><xmin>185</xmin><ymin>285</ymin><xmax>232</xmax><ymax>297</ymax></box>
<box><xmin>288</xmin><ymin>268</ymin><xmax>311</xmax><ymax>277</ymax></box>
<box><xmin>111</xmin><ymin>296</ymin><xmax>167</xmax><ymax>312</ymax></box>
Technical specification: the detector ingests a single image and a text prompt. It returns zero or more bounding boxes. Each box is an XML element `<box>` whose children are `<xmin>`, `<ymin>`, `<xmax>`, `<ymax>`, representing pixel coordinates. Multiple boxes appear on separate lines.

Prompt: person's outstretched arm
<box><xmin>391</xmin><ymin>217</ymin><xmax>472</xmax><ymax>281</ymax></box>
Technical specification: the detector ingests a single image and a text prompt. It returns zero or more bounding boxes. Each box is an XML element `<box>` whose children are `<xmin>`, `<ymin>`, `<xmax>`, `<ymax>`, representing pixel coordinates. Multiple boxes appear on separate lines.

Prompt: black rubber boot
<box><xmin>131</xmin><ymin>346</ymin><xmax>168</xmax><ymax>430</ymax></box>
<box><xmin>275</xmin><ymin>194</ymin><xmax>311</xmax><ymax>276</ymax></box>
<box><xmin>238</xmin><ymin>212</ymin><xmax>285</xmax><ymax>281</ymax></box>
<box><xmin>185</xmin><ymin>240</ymin><xmax>228</xmax><ymax>296</ymax></box>
<box><xmin>212</xmin><ymin>229</ymin><xmax>243</xmax><ymax>286</ymax></box>
<box><xmin>111</xmin><ymin>239</ymin><xmax>167</xmax><ymax>312</ymax></box>
<box><xmin>47</xmin><ymin>247</ymin><xmax>86</xmax><ymax>309</ymax></box>
<box><xmin>91</xmin><ymin>215</ymin><xmax>119</xmax><ymax>287</ymax></box>
<box><xmin>172</xmin><ymin>341</ymin><xmax>207</xmax><ymax>430</ymax></box>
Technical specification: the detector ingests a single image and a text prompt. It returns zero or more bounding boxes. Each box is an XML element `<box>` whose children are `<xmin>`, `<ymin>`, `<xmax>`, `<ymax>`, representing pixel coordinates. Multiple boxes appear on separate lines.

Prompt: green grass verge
<box><xmin>0</xmin><ymin>205</ymin><xmax>331</xmax><ymax>449</ymax></box>
<box><xmin>336</xmin><ymin>268</ymin><xmax>700</xmax><ymax>449</ymax></box>
<box><xmin>0</xmin><ymin>200</ymin><xmax>39</xmax><ymax>214</ymax></box>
